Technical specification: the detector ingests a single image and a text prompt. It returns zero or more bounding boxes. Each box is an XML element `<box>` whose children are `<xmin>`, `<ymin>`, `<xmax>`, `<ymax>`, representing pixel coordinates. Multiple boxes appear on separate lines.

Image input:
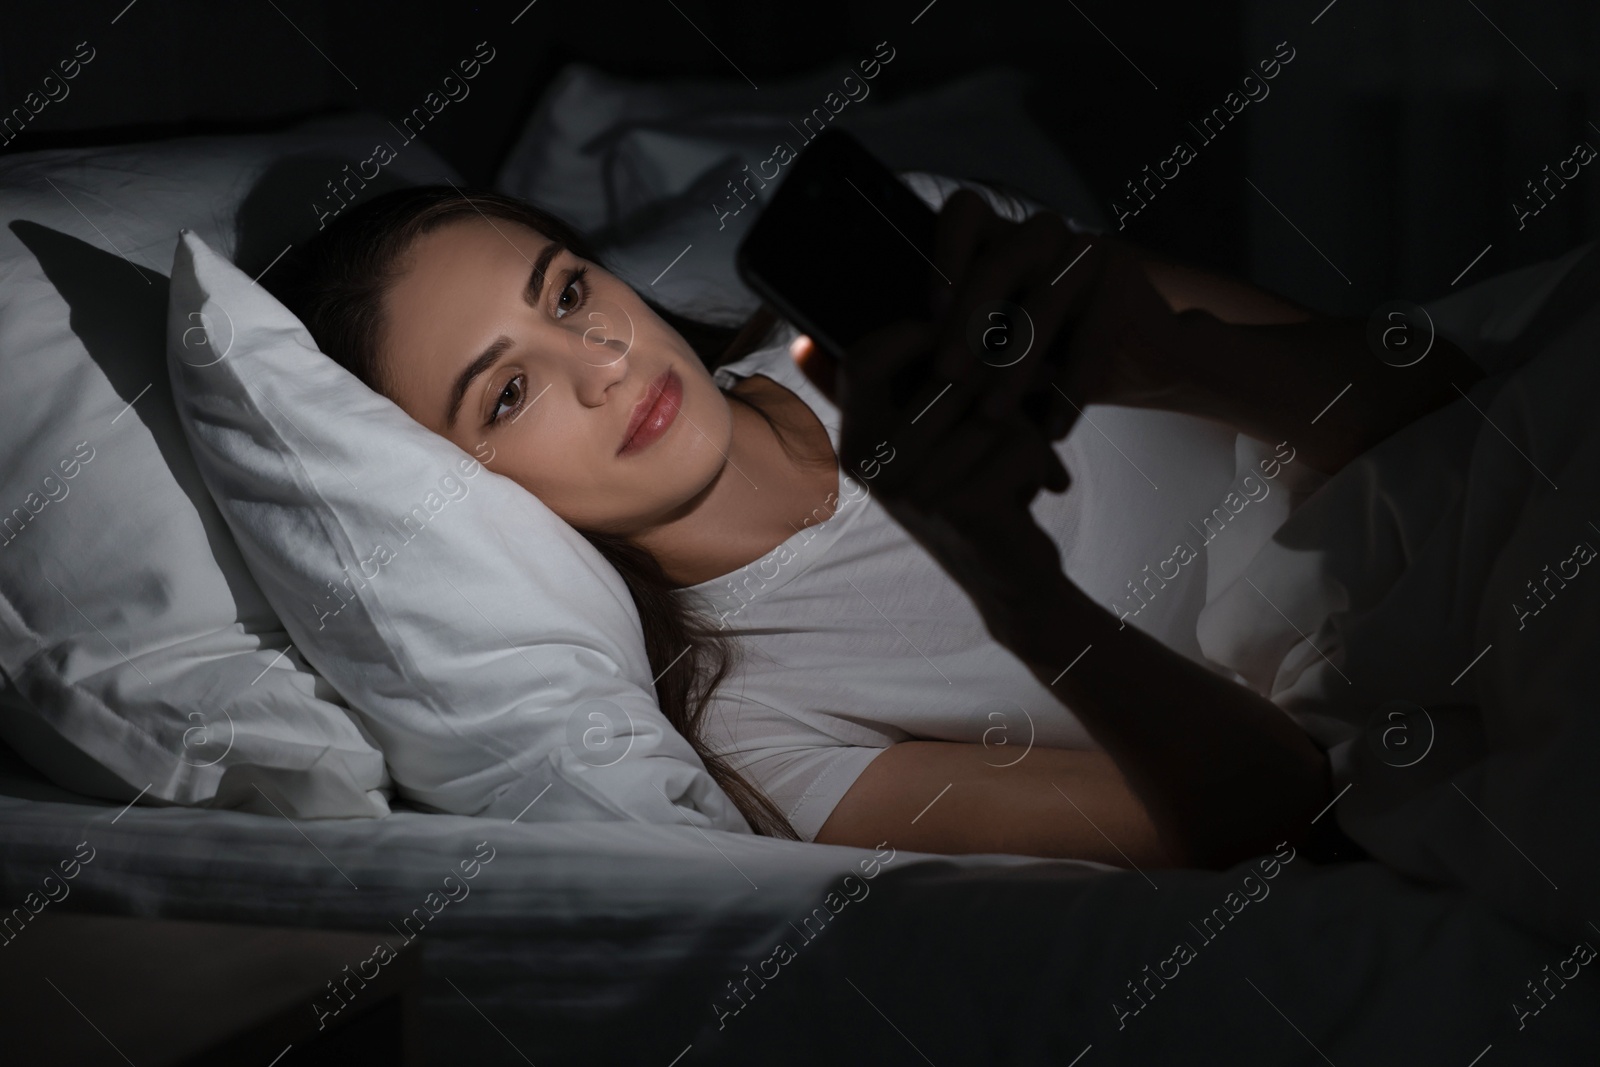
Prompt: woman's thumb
<box><xmin>789</xmin><ymin>333</ymin><xmax>837</xmax><ymax>400</ymax></box>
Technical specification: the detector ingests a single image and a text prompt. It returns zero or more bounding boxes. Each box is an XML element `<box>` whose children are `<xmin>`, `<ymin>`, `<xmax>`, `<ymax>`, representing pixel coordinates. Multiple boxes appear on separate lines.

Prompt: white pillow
<box><xmin>0</xmin><ymin>114</ymin><xmax>456</xmax><ymax>817</ymax></box>
<box><xmin>166</xmin><ymin>231</ymin><xmax>749</xmax><ymax>830</ymax></box>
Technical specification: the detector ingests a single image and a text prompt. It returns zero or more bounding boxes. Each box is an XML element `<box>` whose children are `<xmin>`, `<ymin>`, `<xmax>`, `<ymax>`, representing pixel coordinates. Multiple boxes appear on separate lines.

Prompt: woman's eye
<box><xmin>491</xmin><ymin>375</ymin><xmax>524</xmax><ymax>424</ymax></box>
<box><xmin>554</xmin><ymin>266</ymin><xmax>589</xmax><ymax>319</ymax></box>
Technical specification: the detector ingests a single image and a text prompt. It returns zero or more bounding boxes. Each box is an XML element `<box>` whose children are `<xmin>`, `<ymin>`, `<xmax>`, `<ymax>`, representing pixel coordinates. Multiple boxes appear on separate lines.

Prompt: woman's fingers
<box><xmin>893</xmin><ymin>412</ymin><xmax>1068</xmax><ymax>520</ymax></box>
<box><xmin>789</xmin><ymin>332</ymin><xmax>837</xmax><ymax>401</ymax></box>
<box><xmin>896</xmin><ymin>417</ymin><xmax>1002</xmax><ymax>507</ymax></box>
<box><xmin>847</xmin><ymin>197</ymin><xmax>1090</xmax><ymax>433</ymax></box>
<box><xmin>837</xmin><ymin>317</ymin><xmax>979</xmax><ymax>487</ymax></box>
<box><xmin>932</xmin><ymin>210</ymin><xmax>1124</xmax><ymax>444</ymax></box>
<box><xmin>969</xmin><ymin>232</ymin><xmax>1177</xmax><ymax>440</ymax></box>
<box><xmin>840</xmin><ymin>318</ymin><xmax>939</xmax><ymax>414</ymax></box>
<box><xmin>932</xmin><ymin>188</ymin><xmax>1003</xmax><ymax>297</ymax></box>
<box><xmin>928</xmin><ymin>207</ymin><xmax>1054</xmax><ymax>390</ymax></box>
<box><xmin>1026</xmin><ymin>240</ymin><xmax>1132</xmax><ymax>436</ymax></box>
<box><xmin>811</xmin><ymin>195</ymin><xmax>1091</xmax><ymax>637</ymax></box>
<box><xmin>827</xmin><ymin>198</ymin><xmax>1140</xmax><ymax>521</ymax></box>
<box><xmin>981</xmin><ymin>225</ymin><xmax>1108</xmax><ymax>427</ymax></box>
<box><xmin>1045</xmin><ymin>243</ymin><xmax>1180</xmax><ymax>423</ymax></box>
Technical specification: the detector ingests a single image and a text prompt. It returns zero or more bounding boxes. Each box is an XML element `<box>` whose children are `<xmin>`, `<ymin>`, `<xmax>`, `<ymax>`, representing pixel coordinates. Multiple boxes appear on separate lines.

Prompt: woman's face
<box><xmin>378</xmin><ymin>216</ymin><xmax>733</xmax><ymax>535</ymax></box>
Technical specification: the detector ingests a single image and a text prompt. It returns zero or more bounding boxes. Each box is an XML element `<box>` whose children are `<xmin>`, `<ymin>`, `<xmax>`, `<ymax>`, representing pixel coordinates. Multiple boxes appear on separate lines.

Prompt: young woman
<box><xmin>266</xmin><ymin>184</ymin><xmax>1483</xmax><ymax>870</ymax></box>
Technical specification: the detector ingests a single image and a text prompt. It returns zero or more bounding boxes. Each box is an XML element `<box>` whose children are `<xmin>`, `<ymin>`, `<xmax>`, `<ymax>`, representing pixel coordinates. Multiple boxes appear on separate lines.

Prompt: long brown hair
<box><xmin>262</xmin><ymin>186</ymin><xmax>798</xmax><ymax>838</ymax></box>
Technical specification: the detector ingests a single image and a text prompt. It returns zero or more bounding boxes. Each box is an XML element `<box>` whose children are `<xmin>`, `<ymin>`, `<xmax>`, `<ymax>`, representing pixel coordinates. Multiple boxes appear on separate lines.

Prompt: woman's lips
<box><xmin>617</xmin><ymin>369</ymin><xmax>682</xmax><ymax>456</ymax></box>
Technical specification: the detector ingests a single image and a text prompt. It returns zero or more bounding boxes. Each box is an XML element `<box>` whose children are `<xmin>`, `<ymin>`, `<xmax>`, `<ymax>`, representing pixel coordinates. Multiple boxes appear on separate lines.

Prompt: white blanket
<box><xmin>1196</xmin><ymin>240</ymin><xmax>1600</xmax><ymax>943</ymax></box>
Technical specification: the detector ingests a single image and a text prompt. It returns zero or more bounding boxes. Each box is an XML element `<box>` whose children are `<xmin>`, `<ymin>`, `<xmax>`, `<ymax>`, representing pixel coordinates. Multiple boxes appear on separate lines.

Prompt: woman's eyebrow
<box><xmin>444</xmin><ymin>241</ymin><xmax>567</xmax><ymax>428</ymax></box>
<box><xmin>525</xmin><ymin>240</ymin><xmax>567</xmax><ymax>308</ymax></box>
<box><xmin>446</xmin><ymin>335</ymin><xmax>512</xmax><ymax>428</ymax></box>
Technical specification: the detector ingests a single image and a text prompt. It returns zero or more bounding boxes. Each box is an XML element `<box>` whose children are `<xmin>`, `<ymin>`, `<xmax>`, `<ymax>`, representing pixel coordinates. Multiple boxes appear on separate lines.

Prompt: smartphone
<box><xmin>735</xmin><ymin>128</ymin><xmax>941</xmax><ymax>363</ymax></box>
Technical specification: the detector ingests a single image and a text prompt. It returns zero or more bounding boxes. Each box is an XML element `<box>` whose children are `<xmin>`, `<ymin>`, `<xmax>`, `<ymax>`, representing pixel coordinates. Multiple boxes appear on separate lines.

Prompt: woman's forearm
<box><xmin>1137</xmin><ymin>248</ymin><xmax>1321</xmax><ymax>326</ymax></box>
<box><xmin>1160</xmin><ymin>313</ymin><xmax>1483</xmax><ymax>475</ymax></box>
<box><xmin>991</xmin><ymin>569</ymin><xmax>1331</xmax><ymax>869</ymax></box>
<box><xmin>1126</xmin><ymin>248</ymin><xmax>1487</xmax><ymax>475</ymax></box>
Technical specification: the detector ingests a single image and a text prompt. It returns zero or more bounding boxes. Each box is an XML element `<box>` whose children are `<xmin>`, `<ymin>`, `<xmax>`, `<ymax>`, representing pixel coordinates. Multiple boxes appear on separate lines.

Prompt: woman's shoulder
<box><xmin>712</xmin><ymin>318</ymin><xmax>802</xmax><ymax>387</ymax></box>
<box><xmin>713</xmin><ymin>320</ymin><xmax>841</xmax><ymax>441</ymax></box>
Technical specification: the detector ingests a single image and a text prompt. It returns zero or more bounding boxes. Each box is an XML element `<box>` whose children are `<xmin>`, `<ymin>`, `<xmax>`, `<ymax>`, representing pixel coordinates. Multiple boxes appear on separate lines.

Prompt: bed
<box><xmin>4</xmin><ymin>735</ymin><xmax>1597</xmax><ymax>1065</ymax></box>
<box><xmin>4</xmin><ymin>33</ymin><xmax>1600</xmax><ymax>1067</ymax></box>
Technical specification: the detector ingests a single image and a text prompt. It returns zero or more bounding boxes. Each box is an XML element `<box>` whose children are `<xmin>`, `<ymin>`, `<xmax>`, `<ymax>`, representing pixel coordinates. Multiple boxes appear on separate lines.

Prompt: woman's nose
<box><xmin>568</xmin><ymin>326</ymin><xmax>630</xmax><ymax>406</ymax></box>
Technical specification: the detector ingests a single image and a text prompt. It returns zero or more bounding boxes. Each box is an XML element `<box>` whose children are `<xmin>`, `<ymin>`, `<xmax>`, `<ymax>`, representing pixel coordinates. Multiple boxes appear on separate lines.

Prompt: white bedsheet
<box><xmin>4</xmin><ymin>772</ymin><xmax>1595</xmax><ymax>1064</ymax></box>
<box><xmin>0</xmin><ymin>772</ymin><xmax>1082</xmax><ymax>1062</ymax></box>
<box><xmin>1197</xmin><ymin>240</ymin><xmax>1600</xmax><ymax>946</ymax></box>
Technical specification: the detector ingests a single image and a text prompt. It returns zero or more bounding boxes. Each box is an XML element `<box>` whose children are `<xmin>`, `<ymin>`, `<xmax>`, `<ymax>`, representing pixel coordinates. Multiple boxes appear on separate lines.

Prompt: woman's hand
<box><xmin>791</xmin><ymin>191</ymin><xmax>1345</xmax><ymax>868</ymax></box>
<box><xmin>791</xmin><ymin>189</ymin><xmax>1183</xmax><ymax>646</ymax></box>
<box><xmin>794</xmin><ymin>190</ymin><xmax>1197</xmax><ymax>414</ymax></box>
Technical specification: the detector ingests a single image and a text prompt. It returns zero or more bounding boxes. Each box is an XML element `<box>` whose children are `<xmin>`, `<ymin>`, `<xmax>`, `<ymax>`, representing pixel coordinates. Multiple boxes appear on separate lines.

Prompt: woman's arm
<box><xmin>982</xmin><ymin>567</ymin><xmax>1331</xmax><ymax>869</ymax></box>
<box><xmin>1110</xmin><ymin>243</ymin><xmax>1487</xmax><ymax>476</ymax></box>
<box><xmin>807</xmin><ymin>473</ymin><xmax>1330</xmax><ymax>868</ymax></box>
<box><xmin>813</xmin><ymin>740</ymin><xmax>1176</xmax><ymax>868</ymax></box>
<box><xmin>1135</xmin><ymin>248</ymin><xmax>1320</xmax><ymax>326</ymax></box>
<box><xmin>796</xmin><ymin>194</ymin><xmax>1340</xmax><ymax>868</ymax></box>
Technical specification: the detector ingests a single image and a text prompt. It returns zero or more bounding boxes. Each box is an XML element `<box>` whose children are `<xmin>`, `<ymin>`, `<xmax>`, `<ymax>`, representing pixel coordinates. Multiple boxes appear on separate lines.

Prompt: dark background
<box><xmin>3</xmin><ymin>0</ymin><xmax>1596</xmax><ymax>316</ymax></box>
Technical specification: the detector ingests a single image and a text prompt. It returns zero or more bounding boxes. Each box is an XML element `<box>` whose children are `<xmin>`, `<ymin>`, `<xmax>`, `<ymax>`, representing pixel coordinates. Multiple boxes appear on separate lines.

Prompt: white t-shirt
<box><xmin>686</xmin><ymin>328</ymin><xmax>1324</xmax><ymax>841</ymax></box>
